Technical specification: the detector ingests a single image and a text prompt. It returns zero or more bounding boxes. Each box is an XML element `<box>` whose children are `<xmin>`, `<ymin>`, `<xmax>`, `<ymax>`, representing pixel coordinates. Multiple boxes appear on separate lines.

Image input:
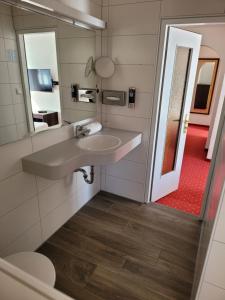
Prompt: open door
<box><xmin>151</xmin><ymin>27</ymin><xmax>202</xmax><ymax>202</ymax></box>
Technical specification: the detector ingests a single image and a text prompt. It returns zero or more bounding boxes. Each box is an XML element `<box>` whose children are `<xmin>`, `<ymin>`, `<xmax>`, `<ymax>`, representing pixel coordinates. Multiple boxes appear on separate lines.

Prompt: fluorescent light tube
<box><xmin>21</xmin><ymin>0</ymin><xmax>54</xmax><ymax>11</ymax></box>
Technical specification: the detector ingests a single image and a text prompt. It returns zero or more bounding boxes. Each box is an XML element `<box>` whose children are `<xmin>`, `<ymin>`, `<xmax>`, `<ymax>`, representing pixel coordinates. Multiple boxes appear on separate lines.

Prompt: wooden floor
<box><xmin>37</xmin><ymin>191</ymin><xmax>201</xmax><ymax>300</ymax></box>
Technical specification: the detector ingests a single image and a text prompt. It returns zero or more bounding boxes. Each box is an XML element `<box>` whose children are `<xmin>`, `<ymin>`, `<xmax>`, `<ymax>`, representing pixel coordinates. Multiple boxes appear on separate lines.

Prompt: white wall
<box><xmin>0</xmin><ymin>4</ymin><xmax>28</xmax><ymax>145</ymax></box>
<box><xmin>195</xmin><ymin>114</ymin><xmax>225</xmax><ymax>299</ymax></box>
<box><xmin>207</xmin><ymin>75</ymin><xmax>225</xmax><ymax>159</ymax></box>
<box><xmin>0</xmin><ymin>1</ymin><xmax>101</xmax><ymax>257</ymax></box>
<box><xmin>24</xmin><ymin>32</ymin><xmax>61</xmax><ymax>115</ymax></box>
<box><xmin>185</xmin><ymin>25</ymin><xmax>225</xmax><ymax>127</ymax></box>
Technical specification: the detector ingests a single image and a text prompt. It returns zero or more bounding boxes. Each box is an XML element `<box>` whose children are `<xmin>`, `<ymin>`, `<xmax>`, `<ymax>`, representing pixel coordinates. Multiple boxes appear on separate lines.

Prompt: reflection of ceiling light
<box><xmin>74</xmin><ymin>20</ymin><xmax>91</xmax><ymax>30</ymax></box>
<box><xmin>21</xmin><ymin>0</ymin><xmax>54</xmax><ymax>11</ymax></box>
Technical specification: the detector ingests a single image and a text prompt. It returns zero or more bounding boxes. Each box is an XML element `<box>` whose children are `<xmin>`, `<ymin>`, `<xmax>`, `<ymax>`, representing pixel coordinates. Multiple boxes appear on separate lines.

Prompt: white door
<box><xmin>151</xmin><ymin>27</ymin><xmax>202</xmax><ymax>202</ymax></box>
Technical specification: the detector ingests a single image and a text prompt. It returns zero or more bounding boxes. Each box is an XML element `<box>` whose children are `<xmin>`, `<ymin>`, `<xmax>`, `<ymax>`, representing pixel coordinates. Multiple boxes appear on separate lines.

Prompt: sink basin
<box><xmin>78</xmin><ymin>134</ymin><xmax>121</xmax><ymax>151</ymax></box>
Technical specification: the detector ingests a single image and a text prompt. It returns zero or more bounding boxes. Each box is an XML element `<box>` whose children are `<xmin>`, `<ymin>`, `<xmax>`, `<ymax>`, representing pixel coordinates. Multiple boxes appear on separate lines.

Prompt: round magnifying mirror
<box><xmin>95</xmin><ymin>56</ymin><xmax>115</xmax><ymax>78</ymax></box>
<box><xmin>85</xmin><ymin>56</ymin><xmax>94</xmax><ymax>77</ymax></box>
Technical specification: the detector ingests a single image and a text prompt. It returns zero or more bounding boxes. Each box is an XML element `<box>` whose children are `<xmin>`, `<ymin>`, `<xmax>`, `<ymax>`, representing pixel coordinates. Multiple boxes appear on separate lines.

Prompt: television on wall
<box><xmin>28</xmin><ymin>69</ymin><xmax>53</xmax><ymax>92</ymax></box>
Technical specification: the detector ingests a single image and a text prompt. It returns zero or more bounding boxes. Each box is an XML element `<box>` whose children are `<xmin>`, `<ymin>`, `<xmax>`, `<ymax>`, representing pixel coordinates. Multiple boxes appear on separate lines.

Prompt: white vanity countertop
<box><xmin>22</xmin><ymin>128</ymin><xmax>142</xmax><ymax>180</ymax></box>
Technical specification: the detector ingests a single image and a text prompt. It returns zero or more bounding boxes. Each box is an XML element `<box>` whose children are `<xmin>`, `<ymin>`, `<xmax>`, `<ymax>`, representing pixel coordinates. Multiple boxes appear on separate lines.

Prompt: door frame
<box><xmin>146</xmin><ymin>15</ymin><xmax>225</xmax><ymax>219</ymax></box>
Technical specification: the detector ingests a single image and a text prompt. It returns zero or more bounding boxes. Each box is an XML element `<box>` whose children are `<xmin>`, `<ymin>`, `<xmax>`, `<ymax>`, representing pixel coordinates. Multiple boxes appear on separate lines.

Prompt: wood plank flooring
<box><xmin>37</xmin><ymin>191</ymin><xmax>201</xmax><ymax>300</ymax></box>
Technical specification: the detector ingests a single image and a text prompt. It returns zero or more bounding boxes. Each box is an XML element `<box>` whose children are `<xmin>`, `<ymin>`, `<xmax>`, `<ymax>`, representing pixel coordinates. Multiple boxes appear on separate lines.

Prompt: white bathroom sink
<box><xmin>78</xmin><ymin>134</ymin><xmax>121</xmax><ymax>151</ymax></box>
<box><xmin>22</xmin><ymin>128</ymin><xmax>142</xmax><ymax>180</ymax></box>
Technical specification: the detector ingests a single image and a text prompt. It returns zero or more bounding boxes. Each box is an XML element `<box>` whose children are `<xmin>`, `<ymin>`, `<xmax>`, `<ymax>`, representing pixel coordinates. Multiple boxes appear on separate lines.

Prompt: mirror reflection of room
<box><xmin>0</xmin><ymin>4</ymin><xmax>98</xmax><ymax>146</ymax></box>
<box><xmin>22</xmin><ymin>31</ymin><xmax>61</xmax><ymax>132</ymax></box>
<box><xmin>191</xmin><ymin>58</ymin><xmax>219</xmax><ymax>115</ymax></box>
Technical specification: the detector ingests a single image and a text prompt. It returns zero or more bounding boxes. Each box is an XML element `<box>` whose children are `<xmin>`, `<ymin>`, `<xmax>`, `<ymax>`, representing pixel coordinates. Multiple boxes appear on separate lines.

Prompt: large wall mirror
<box><xmin>0</xmin><ymin>1</ymin><xmax>98</xmax><ymax>146</ymax></box>
<box><xmin>191</xmin><ymin>58</ymin><xmax>219</xmax><ymax>115</ymax></box>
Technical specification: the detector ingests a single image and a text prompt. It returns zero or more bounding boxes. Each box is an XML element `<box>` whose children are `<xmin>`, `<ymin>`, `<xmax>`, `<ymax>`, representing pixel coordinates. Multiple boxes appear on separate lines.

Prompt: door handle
<box><xmin>183</xmin><ymin>114</ymin><xmax>190</xmax><ymax>133</ymax></box>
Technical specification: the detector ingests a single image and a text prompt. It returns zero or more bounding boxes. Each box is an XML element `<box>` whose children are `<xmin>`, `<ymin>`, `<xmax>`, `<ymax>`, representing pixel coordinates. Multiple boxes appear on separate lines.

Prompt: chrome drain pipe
<box><xmin>74</xmin><ymin>166</ymin><xmax>94</xmax><ymax>184</ymax></box>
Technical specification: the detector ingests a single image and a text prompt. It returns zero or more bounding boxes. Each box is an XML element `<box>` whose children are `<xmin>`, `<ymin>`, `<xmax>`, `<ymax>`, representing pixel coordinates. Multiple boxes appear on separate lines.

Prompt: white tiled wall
<box><xmin>0</xmin><ymin>4</ymin><xmax>28</xmax><ymax>145</ymax></box>
<box><xmin>101</xmin><ymin>0</ymin><xmax>160</xmax><ymax>202</ymax></box>
<box><xmin>197</xmin><ymin>184</ymin><xmax>225</xmax><ymax>300</ymax></box>
<box><xmin>0</xmin><ymin>2</ymin><xmax>101</xmax><ymax>257</ymax></box>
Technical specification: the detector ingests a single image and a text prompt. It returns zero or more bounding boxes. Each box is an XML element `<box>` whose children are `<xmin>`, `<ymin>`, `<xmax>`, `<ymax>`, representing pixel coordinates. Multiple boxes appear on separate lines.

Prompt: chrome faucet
<box><xmin>76</xmin><ymin>125</ymin><xmax>91</xmax><ymax>138</ymax></box>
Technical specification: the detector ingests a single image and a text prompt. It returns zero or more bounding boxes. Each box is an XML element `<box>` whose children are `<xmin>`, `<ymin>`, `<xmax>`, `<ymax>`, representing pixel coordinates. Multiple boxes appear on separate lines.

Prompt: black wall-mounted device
<box><xmin>71</xmin><ymin>84</ymin><xmax>79</xmax><ymax>101</ymax></box>
<box><xmin>128</xmin><ymin>87</ymin><xmax>136</xmax><ymax>108</ymax></box>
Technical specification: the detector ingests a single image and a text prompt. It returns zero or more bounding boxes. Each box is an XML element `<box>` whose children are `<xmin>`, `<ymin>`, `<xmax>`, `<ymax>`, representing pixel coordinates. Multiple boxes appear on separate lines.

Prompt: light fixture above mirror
<box><xmin>2</xmin><ymin>0</ymin><xmax>106</xmax><ymax>30</ymax></box>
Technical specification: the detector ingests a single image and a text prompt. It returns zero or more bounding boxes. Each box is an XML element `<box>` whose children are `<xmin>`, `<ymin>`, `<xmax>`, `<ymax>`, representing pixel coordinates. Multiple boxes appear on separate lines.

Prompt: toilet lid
<box><xmin>5</xmin><ymin>252</ymin><xmax>56</xmax><ymax>286</ymax></box>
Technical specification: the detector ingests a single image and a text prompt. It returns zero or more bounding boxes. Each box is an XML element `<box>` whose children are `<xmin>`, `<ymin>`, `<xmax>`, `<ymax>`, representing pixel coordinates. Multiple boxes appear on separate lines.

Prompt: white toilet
<box><xmin>5</xmin><ymin>252</ymin><xmax>56</xmax><ymax>287</ymax></box>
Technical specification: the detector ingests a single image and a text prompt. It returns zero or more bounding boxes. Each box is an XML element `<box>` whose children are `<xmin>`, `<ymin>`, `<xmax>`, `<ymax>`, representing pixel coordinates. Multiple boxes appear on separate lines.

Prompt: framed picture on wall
<box><xmin>191</xmin><ymin>58</ymin><xmax>219</xmax><ymax>115</ymax></box>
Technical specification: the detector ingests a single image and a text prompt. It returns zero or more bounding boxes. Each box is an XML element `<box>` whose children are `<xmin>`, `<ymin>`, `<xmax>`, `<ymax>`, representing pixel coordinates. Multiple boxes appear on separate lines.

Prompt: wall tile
<box><xmin>0</xmin><ymin>137</ymin><xmax>32</xmax><ymax>181</ymax></box>
<box><xmin>0</xmin><ymin>16</ymin><xmax>3</xmax><ymax>38</ymax></box>
<box><xmin>0</xmin><ymin>222</ymin><xmax>42</xmax><ymax>257</ymax></box>
<box><xmin>107</xmin><ymin>0</ymin><xmax>158</xmax><ymax>4</ymax></box>
<box><xmin>38</xmin><ymin>175</ymin><xmax>76</xmax><ymax>218</ymax></box>
<box><xmin>0</xmin><ymin>84</ymin><xmax>13</xmax><ymax>105</ymax></box>
<box><xmin>214</xmin><ymin>188</ymin><xmax>225</xmax><ymax>244</ymax></box>
<box><xmin>0</xmin><ymin>3</ymin><xmax>11</xmax><ymax>16</ymax></box>
<box><xmin>0</xmin><ymin>172</ymin><xmax>37</xmax><ymax>217</ymax></box>
<box><xmin>106</xmin><ymin>159</ymin><xmax>146</xmax><ymax>183</ymax></box>
<box><xmin>31</xmin><ymin>125</ymin><xmax>71</xmax><ymax>152</ymax></box>
<box><xmin>107</xmin><ymin>2</ymin><xmax>161</xmax><ymax>35</ymax></box>
<box><xmin>104</xmin><ymin>174</ymin><xmax>145</xmax><ymax>202</ymax></box>
<box><xmin>59</xmin><ymin>37</ymin><xmax>96</xmax><ymax>63</ymax></box>
<box><xmin>161</xmin><ymin>0</ymin><xmax>225</xmax><ymax>17</ymax></box>
<box><xmin>102</xmin><ymin>64</ymin><xmax>155</xmax><ymax>93</ymax></box>
<box><xmin>36</xmin><ymin>176</ymin><xmax>60</xmax><ymax>193</ymax></box>
<box><xmin>4</xmin><ymin>38</ymin><xmax>18</xmax><ymax>62</ymax></box>
<box><xmin>0</xmin><ymin>37</ymin><xmax>6</xmax><ymax>61</ymax></box>
<box><xmin>0</xmin><ymin>105</ymin><xmax>15</xmax><ymax>126</ymax></box>
<box><xmin>13</xmin><ymin>14</ymin><xmax>57</xmax><ymax>31</ymax></box>
<box><xmin>16</xmin><ymin>122</ymin><xmax>28</xmax><ymax>140</ymax></box>
<box><xmin>108</xmin><ymin>35</ymin><xmax>158</xmax><ymax>65</ymax></box>
<box><xmin>0</xmin><ymin>125</ymin><xmax>18</xmax><ymax>145</ymax></box>
<box><xmin>205</xmin><ymin>241</ymin><xmax>225</xmax><ymax>290</ymax></box>
<box><xmin>14</xmin><ymin>103</ymin><xmax>26</xmax><ymax>124</ymax></box>
<box><xmin>11</xmin><ymin>84</ymin><xmax>24</xmax><ymax>104</ymax></box>
<box><xmin>60</xmin><ymin>63</ymin><xmax>96</xmax><ymax>88</ymax></box>
<box><xmin>102</xmin><ymin>112</ymin><xmax>150</xmax><ymax>140</ymax></box>
<box><xmin>8</xmin><ymin>62</ymin><xmax>21</xmax><ymax>84</ymax></box>
<box><xmin>2</xmin><ymin>15</ymin><xmax>15</xmax><ymax>39</ymax></box>
<box><xmin>0</xmin><ymin>197</ymin><xmax>40</xmax><ymax>249</ymax></box>
<box><xmin>0</xmin><ymin>62</ymin><xmax>9</xmax><ymax>83</ymax></box>
<box><xmin>198</xmin><ymin>282</ymin><xmax>225</xmax><ymax>300</ymax></box>
<box><xmin>41</xmin><ymin>192</ymin><xmax>88</xmax><ymax>241</ymax></box>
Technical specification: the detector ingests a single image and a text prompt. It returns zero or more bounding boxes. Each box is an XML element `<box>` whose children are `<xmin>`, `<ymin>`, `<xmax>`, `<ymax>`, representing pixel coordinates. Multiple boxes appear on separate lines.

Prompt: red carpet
<box><xmin>157</xmin><ymin>125</ymin><xmax>210</xmax><ymax>216</ymax></box>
